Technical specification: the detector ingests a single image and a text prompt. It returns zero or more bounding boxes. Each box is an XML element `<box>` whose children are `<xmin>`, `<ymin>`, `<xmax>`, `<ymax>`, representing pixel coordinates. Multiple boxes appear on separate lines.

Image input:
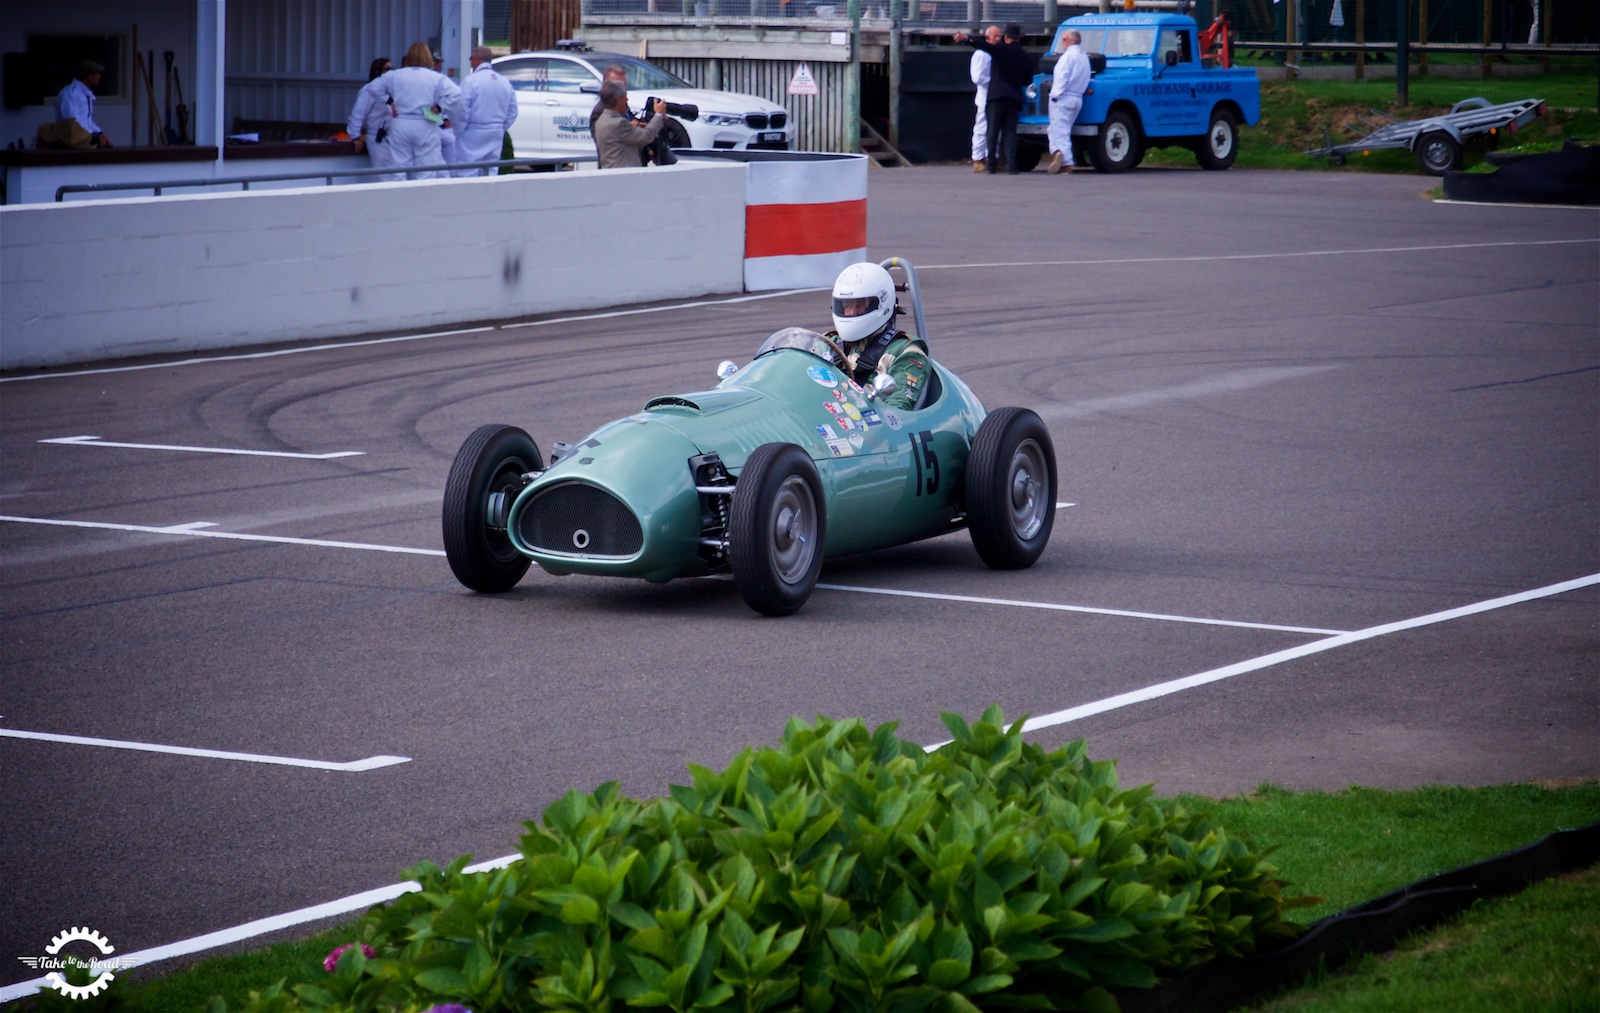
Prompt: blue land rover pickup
<box><xmin>1017</xmin><ymin>12</ymin><xmax>1261</xmax><ymax>173</ymax></box>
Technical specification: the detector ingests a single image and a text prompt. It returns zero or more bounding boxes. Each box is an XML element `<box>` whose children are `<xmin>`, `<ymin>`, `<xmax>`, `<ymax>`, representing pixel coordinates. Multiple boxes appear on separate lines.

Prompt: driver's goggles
<box><xmin>832</xmin><ymin>295</ymin><xmax>880</xmax><ymax>319</ymax></box>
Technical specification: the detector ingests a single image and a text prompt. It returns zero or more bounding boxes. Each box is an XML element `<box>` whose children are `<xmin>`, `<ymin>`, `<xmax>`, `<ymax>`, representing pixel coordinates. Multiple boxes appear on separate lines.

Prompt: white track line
<box><xmin>0</xmin><ymin>722</ymin><xmax>409</xmax><ymax>772</ymax></box>
<box><xmin>816</xmin><ymin>583</ymin><xmax>1346</xmax><ymax>635</ymax></box>
<box><xmin>40</xmin><ymin>436</ymin><xmax>364</xmax><ymax>460</ymax></box>
<box><xmin>4</xmin><ymin>572</ymin><xmax>1591</xmax><ymax>1003</ymax></box>
<box><xmin>925</xmin><ymin>572</ymin><xmax>1600</xmax><ymax>748</ymax></box>
<box><xmin>0</xmin><ymin>515</ymin><xmax>445</xmax><ymax>557</ymax></box>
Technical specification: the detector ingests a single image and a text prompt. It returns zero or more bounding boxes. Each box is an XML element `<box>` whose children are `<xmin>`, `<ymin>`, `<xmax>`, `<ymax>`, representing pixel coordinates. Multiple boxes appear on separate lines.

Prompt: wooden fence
<box><xmin>511</xmin><ymin>0</ymin><xmax>584</xmax><ymax>51</ymax></box>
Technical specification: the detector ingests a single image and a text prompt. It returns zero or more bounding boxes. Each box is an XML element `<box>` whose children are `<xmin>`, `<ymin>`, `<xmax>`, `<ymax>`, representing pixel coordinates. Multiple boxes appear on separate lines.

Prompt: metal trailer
<box><xmin>1307</xmin><ymin>97</ymin><xmax>1547</xmax><ymax>175</ymax></box>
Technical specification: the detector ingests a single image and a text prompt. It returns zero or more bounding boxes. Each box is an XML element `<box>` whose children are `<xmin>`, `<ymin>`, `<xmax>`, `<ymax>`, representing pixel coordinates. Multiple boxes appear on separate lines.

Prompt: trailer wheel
<box><xmin>1089</xmin><ymin>110</ymin><xmax>1144</xmax><ymax>173</ymax></box>
<box><xmin>1196</xmin><ymin>108</ymin><xmax>1239</xmax><ymax>170</ymax></box>
<box><xmin>1416</xmin><ymin>131</ymin><xmax>1462</xmax><ymax>175</ymax></box>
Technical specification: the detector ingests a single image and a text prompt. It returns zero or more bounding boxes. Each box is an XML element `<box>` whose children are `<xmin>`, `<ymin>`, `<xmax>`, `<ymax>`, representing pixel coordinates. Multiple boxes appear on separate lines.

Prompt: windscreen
<box><xmin>612</xmin><ymin>56</ymin><xmax>690</xmax><ymax>92</ymax></box>
<box><xmin>756</xmin><ymin>327</ymin><xmax>838</xmax><ymax>363</ymax></box>
<box><xmin>1075</xmin><ymin>27</ymin><xmax>1155</xmax><ymax>58</ymax></box>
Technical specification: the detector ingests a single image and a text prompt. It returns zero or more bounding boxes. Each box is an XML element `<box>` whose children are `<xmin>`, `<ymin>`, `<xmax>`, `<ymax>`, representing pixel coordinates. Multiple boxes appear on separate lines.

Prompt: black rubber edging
<box><xmin>1112</xmin><ymin>820</ymin><xmax>1600</xmax><ymax>1013</ymax></box>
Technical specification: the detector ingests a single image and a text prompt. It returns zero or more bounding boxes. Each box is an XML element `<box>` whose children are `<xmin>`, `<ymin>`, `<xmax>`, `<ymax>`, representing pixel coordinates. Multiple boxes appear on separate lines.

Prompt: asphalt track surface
<box><xmin>2</xmin><ymin>167</ymin><xmax>1597</xmax><ymax>993</ymax></box>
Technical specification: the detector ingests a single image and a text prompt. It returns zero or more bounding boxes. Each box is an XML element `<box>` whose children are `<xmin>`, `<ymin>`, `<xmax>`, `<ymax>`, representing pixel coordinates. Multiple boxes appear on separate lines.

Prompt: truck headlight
<box><xmin>1024</xmin><ymin>84</ymin><xmax>1039</xmax><ymax>101</ymax></box>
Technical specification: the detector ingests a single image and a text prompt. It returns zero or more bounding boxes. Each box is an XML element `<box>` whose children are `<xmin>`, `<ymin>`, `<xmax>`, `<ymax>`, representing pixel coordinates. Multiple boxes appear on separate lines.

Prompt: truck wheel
<box><xmin>1196</xmin><ymin>108</ymin><xmax>1239</xmax><ymax>170</ymax></box>
<box><xmin>966</xmin><ymin>408</ymin><xmax>1056</xmax><ymax>570</ymax></box>
<box><xmin>1089</xmin><ymin>110</ymin><xmax>1144</xmax><ymax>173</ymax></box>
<box><xmin>443</xmin><ymin>424</ymin><xmax>539</xmax><ymax>593</ymax></box>
<box><xmin>729</xmin><ymin>443</ymin><xmax>825</xmax><ymax>616</ymax></box>
<box><xmin>1416</xmin><ymin>131</ymin><xmax>1461</xmax><ymax>175</ymax></box>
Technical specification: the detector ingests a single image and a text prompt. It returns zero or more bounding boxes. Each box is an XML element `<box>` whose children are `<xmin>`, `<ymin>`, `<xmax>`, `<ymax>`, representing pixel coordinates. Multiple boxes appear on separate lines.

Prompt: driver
<box><xmin>828</xmin><ymin>262</ymin><xmax>931</xmax><ymax>411</ymax></box>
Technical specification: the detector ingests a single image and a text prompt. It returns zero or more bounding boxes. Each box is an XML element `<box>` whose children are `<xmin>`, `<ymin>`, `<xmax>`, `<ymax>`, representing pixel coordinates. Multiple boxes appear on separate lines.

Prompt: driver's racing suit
<box><xmin>837</xmin><ymin>328</ymin><xmax>931</xmax><ymax>411</ymax></box>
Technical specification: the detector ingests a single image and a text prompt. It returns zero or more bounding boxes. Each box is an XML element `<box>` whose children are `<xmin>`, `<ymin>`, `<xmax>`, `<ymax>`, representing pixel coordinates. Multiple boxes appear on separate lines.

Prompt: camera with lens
<box><xmin>640</xmin><ymin>97</ymin><xmax>699</xmax><ymax>122</ymax></box>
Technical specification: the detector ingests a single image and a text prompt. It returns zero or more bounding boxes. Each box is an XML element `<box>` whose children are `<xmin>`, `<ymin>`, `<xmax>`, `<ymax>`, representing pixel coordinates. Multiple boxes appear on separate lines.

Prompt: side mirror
<box><xmin>716</xmin><ymin>360</ymin><xmax>739</xmax><ymax>380</ymax></box>
<box><xmin>864</xmin><ymin>373</ymin><xmax>897</xmax><ymax>402</ymax></box>
<box><xmin>580</xmin><ymin>82</ymin><xmax>600</xmax><ymax>94</ymax></box>
<box><xmin>1165</xmin><ymin>50</ymin><xmax>1179</xmax><ymax>66</ymax></box>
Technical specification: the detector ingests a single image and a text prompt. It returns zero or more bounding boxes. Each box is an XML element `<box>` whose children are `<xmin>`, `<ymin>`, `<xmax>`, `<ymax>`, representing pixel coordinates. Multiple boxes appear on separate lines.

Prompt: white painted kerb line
<box><xmin>0</xmin><ymin>720</ymin><xmax>410</xmax><ymax>772</ymax></box>
<box><xmin>924</xmin><ymin>572</ymin><xmax>1600</xmax><ymax>748</ymax></box>
<box><xmin>40</xmin><ymin>436</ymin><xmax>364</xmax><ymax>460</ymax></box>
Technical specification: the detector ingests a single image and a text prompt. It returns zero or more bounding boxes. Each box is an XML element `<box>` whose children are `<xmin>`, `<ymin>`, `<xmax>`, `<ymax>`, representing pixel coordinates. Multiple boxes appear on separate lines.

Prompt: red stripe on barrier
<box><xmin>745</xmin><ymin>199</ymin><xmax>867</xmax><ymax>259</ymax></box>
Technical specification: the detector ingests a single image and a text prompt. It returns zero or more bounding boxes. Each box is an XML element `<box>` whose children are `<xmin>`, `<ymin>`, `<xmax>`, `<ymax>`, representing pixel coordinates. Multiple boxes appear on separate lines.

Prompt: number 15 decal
<box><xmin>910</xmin><ymin>430</ymin><xmax>939</xmax><ymax>496</ymax></box>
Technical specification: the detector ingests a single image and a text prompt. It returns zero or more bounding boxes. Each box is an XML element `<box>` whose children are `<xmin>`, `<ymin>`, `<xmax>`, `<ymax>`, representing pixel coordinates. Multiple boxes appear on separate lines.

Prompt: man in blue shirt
<box><xmin>55</xmin><ymin>61</ymin><xmax>112</xmax><ymax>147</ymax></box>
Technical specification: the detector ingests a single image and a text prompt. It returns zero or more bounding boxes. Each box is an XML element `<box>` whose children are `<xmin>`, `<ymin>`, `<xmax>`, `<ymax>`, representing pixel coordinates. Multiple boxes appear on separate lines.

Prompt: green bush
<box><xmin>236</xmin><ymin>709</ymin><xmax>1310</xmax><ymax>1013</ymax></box>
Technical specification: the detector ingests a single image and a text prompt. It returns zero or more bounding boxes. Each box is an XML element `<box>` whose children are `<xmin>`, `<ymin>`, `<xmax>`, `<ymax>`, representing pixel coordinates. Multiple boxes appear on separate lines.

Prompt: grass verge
<box><xmin>20</xmin><ymin>778</ymin><xmax>1599</xmax><ymax>1012</ymax></box>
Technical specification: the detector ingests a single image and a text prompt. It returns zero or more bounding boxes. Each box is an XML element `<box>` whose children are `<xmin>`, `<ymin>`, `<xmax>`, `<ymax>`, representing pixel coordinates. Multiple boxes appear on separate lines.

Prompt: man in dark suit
<box><xmin>954</xmin><ymin>23</ymin><xmax>1037</xmax><ymax>173</ymax></box>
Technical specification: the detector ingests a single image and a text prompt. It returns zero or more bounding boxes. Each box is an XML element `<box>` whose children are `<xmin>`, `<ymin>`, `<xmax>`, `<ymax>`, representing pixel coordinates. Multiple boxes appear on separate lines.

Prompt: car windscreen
<box><xmin>755</xmin><ymin>327</ymin><xmax>837</xmax><ymax>363</ymax></box>
<box><xmin>1076</xmin><ymin>28</ymin><xmax>1155</xmax><ymax>58</ymax></box>
<box><xmin>606</xmin><ymin>56</ymin><xmax>690</xmax><ymax>92</ymax></box>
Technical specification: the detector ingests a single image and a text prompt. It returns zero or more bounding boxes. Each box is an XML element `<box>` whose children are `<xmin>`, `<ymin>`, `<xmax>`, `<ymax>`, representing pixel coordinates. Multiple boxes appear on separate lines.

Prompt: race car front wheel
<box><xmin>729</xmin><ymin>443</ymin><xmax>826</xmax><ymax>616</ymax></box>
<box><xmin>966</xmin><ymin>407</ymin><xmax>1057</xmax><ymax>569</ymax></box>
<box><xmin>443</xmin><ymin>424</ymin><xmax>540</xmax><ymax>593</ymax></box>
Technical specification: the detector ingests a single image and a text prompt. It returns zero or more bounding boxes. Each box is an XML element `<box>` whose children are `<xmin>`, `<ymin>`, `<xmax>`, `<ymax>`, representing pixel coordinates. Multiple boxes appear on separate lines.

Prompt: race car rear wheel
<box><xmin>729</xmin><ymin>443</ymin><xmax>825</xmax><ymax>616</ymax></box>
<box><xmin>442</xmin><ymin>424</ymin><xmax>540</xmax><ymax>593</ymax></box>
<box><xmin>966</xmin><ymin>407</ymin><xmax>1056</xmax><ymax>569</ymax></box>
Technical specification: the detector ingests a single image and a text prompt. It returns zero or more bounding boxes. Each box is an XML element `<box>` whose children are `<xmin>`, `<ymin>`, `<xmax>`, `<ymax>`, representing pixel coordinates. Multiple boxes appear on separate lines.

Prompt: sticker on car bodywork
<box><xmin>808</xmin><ymin>365</ymin><xmax>840</xmax><ymax>386</ymax></box>
<box><xmin>848</xmin><ymin>433</ymin><xmax>865</xmax><ymax>449</ymax></box>
<box><xmin>862</xmin><ymin>410</ymin><xmax>882</xmax><ymax>427</ymax></box>
<box><xmin>815</xmin><ymin>423</ymin><xmax>837</xmax><ymax>439</ymax></box>
<box><xmin>881</xmin><ymin>409</ymin><xmax>902</xmax><ymax>431</ymax></box>
<box><xmin>836</xmin><ymin>416</ymin><xmax>856</xmax><ymax>430</ymax></box>
<box><xmin>822</xmin><ymin>401</ymin><xmax>844</xmax><ymax>415</ymax></box>
<box><xmin>825</xmin><ymin>438</ymin><xmax>854</xmax><ymax>457</ymax></box>
<box><xmin>841</xmin><ymin>403</ymin><xmax>862</xmax><ymax>422</ymax></box>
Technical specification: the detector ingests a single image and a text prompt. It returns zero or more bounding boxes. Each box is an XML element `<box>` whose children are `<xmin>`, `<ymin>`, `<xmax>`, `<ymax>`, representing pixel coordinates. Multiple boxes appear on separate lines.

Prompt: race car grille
<box><xmin>517</xmin><ymin>482</ymin><xmax>643</xmax><ymax>559</ymax></box>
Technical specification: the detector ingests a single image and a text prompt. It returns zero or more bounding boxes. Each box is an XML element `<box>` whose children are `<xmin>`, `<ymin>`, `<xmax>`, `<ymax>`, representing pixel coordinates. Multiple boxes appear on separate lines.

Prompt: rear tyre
<box><xmin>729</xmin><ymin>443</ymin><xmax>825</xmax><ymax>616</ymax></box>
<box><xmin>966</xmin><ymin>408</ymin><xmax>1057</xmax><ymax>569</ymax></box>
<box><xmin>1088</xmin><ymin>110</ymin><xmax>1144</xmax><ymax>173</ymax></box>
<box><xmin>1416</xmin><ymin>131</ymin><xmax>1462</xmax><ymax>175</ymax></box>
<box><xmin>1196</xmin><ymin>108</ymin><xmax>1239</xmax><ymax>170</ymax></box>
<box><xmin>442</xmin><ymin>424</ymin><xmax>540</xmax><ymax>593</ymax></box>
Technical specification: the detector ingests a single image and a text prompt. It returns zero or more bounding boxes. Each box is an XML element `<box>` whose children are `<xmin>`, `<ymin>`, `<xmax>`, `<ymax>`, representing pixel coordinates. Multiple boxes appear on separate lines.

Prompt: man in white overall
<box><xmin>1047</xmin><ymin>29</ymin><xmax>1091</xmax><ymax>175</ymax></box>
<box><xmin>968</xmin><ymin>26</ymin><xmax>999</xmax><ymax>173</ymax></box>
<box><xmin>453</xmin><ymin>46</ymin><xmax>518</xmax><ymax>176</ymax></box>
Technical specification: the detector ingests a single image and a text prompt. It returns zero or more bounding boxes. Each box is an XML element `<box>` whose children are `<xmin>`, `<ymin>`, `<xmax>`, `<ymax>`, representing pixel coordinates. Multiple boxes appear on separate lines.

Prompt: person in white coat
<box><xmin>968</xmin><ymin>25</ymin><xmax>999</xmax><ymax>172</ymax></box>
<box><xmin>452</xmin><ymin>46</ymin><xmax>518</xmax><ymax>176</ymax></box>
<box><xmin>1047</xmin><ymin>30</ymin><xmax>1091</xmax><ymax>175</ymax></box>
<box><xmin>373</xmin><ymin>42</ymin><xmax>462</xmax><ymax>179</ymax></box>
<box><xmin>347</xmin><ymin>57</ymin><xmax>397</xmax><ymax>182</ymax></box>
<box><xmin>55</xmin><ymin>61</ymin><xmax>112</xmax><ymax>146</ymax></box>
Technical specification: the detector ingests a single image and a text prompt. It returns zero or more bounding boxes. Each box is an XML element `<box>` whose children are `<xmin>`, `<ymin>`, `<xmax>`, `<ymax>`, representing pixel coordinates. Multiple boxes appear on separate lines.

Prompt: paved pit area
<box><xmin>2</xmin><ymin>166</ymin><xmax>1596</xmax><ymax>990</ymax></box>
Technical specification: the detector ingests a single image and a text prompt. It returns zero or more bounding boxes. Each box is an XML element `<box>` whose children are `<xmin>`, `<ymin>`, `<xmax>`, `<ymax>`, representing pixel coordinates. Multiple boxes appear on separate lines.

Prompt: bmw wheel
<box><xmin>442</xmin><ymin>424</ymin><xmax>540</xmax><ymax>593</ymax></box>
<box><xmin>966</xmin><ymin>408</ymin><xmax>1057</xmax><ymax>569</ymax></box>
<box><xmin>729</xmin><ymin>443</ymin><xmax>825</xmax><ymax>616</ymax></box>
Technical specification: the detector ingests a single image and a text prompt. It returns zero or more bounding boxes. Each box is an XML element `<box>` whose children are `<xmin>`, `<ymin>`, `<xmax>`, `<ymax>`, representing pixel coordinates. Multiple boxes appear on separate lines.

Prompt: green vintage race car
<box><xmin>442</xmin><ymin>259</ymin><xmax>1057</xmax><ymax>616</ymax></box>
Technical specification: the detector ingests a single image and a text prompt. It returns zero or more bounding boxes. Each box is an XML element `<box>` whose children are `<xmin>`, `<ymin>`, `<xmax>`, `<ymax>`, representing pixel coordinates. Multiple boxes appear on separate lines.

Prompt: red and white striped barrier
<box><xmin>739</xmin><ymin>152</ymin><xmax>868</xmax><ymax>292</ymax></box>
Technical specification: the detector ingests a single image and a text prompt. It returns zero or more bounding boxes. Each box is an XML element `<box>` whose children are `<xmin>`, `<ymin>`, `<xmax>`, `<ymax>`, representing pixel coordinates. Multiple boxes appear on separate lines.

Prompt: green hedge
<box><xmin>235</xmin><ymin>709</ymin><xmax>1309</xmax><ymax>1012</ymax></box>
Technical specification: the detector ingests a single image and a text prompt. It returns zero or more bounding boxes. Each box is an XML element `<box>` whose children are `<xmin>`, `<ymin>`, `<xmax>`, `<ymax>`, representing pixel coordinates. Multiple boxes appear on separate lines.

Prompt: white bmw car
<box><xmin>492</xmin><ymin>49</ymin><xmax>792</xmax><ymax>161</ymax></box>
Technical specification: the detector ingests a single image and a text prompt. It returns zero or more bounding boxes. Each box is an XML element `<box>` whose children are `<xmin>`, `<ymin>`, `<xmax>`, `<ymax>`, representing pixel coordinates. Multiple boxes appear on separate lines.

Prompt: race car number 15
<box><xmin>911</xmin><ymin>430</ymin><xmax>939</xmax><ymax>496</ymax></box>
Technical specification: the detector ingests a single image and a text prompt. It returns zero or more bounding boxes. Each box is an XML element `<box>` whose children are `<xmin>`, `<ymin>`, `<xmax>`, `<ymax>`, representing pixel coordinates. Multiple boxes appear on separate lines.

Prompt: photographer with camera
<box><xmin>593</xmin><ymin>78</ymin><xmax>667</xmax><ymax>170</ymax></box>
<box><xmin>590</xmin><ymin>65</ymin><xmax>684</xmax><ymax>167</ymax></box>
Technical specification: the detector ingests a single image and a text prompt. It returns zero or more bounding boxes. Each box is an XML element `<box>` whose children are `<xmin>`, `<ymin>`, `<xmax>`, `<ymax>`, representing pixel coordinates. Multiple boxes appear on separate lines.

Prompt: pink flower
<box><xmin>323</xmin><ymin>942</ymin><xmax>376</xmax><ymax>973</ymax></box>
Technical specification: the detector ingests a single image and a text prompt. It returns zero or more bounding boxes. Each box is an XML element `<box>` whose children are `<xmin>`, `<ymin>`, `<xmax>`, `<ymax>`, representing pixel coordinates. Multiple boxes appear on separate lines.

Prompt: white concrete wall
<box><xmin>0</xmin><ymin>162</ymin><xmax>748</xmax><ymax>370</ymax></box>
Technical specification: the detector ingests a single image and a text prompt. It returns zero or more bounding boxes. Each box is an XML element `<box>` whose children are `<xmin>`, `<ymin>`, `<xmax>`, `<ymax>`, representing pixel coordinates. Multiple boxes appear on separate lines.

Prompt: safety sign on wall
<box><xmin>788</xmin><ymin>62</ymin><xmax>819</xmax><ymax>96</ymax></box>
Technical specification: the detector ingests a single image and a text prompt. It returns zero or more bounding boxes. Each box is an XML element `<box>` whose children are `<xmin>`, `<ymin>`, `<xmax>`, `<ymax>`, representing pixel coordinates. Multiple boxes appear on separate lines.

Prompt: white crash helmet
<box><xmin>830</xmin><ymin>262</ymin><xmax>896</xmax><ymax>345</ymax></box>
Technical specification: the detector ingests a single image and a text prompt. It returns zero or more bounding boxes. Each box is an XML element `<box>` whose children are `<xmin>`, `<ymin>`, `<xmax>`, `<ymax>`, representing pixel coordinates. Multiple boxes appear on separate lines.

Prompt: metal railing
<box><xmin>54</xmin><ymin>155</ymin><xmax>597</xmax><ymax>202</ymax></box>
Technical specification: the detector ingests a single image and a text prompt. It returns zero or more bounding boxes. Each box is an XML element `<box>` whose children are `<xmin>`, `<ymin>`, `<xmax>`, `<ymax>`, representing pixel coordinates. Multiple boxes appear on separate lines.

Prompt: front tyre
<box><xmin>442</xmin><ymin>424</ymin><xmax>540</xmax><ymax>593</ymax></box>
<box><xmin>966</xmin><ymin>408</ymin><xmax>1057</xmax><ymax>569</ymax></box>
<box><xmin>729</xmin><ymin>443</ymin><xmax>825</xmax><ymax>616</ymax></box>
<box><xmin>1196</xmin><ymin>108</ymin><xmax>1239</xmax><ymax>170</ymax></box>
<box><xmin>1088</xmin><ymin>109</ymin><xmax>1144</xmax><ymax>173</ymax></box>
